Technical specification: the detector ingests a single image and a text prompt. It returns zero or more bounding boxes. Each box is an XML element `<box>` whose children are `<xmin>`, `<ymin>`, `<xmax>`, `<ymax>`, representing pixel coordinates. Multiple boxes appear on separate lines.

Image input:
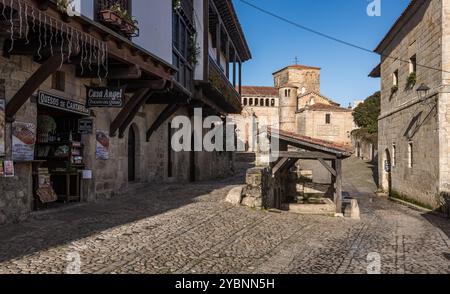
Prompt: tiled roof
<box><xmin>298</xmin><ymin>91</ymin><xmax>340</xmax><ymax>106</ymax></box>
<box><xmin>273</xmin><ymin>64</ymin><xmax>321</xmax><ymax>75</ymax></box>
<box><xmin>268</xmin><ymin>128</ymin><xmax>353</xmax><ymax>156</ymax></box>
<box><xmin>302</xmin><ymin>103</ymin><xmax>352</xmax><ymax>112</ymax></box>
<box><xmin>240</xmin><ymin>86</ymin><xmax>279</xmax><ymax>97</ymax></box>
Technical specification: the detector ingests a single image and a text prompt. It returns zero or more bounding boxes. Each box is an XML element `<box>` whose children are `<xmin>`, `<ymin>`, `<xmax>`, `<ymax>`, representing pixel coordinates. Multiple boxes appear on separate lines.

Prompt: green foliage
<box><xmin>407</xmin><ymin>72</ymin><xmax>416</xmax><ymax>87</ymax></box>
<box><xmin>352</xmin><ymin>91</ymin><xmax>380</xmax><ymax>134</ymax></box>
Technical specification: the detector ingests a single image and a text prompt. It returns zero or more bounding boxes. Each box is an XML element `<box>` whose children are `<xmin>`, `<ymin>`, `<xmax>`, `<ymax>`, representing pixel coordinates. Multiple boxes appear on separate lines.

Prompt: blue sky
<box><xmin>233</xmin><ymin>0</ymin><xmax>411</xmax><ymax>106</ymax></box>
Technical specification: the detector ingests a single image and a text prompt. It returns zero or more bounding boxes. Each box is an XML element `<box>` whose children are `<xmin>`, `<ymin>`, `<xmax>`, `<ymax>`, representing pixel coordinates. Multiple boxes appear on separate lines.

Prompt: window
<box><xmin>52</xmin><ymin>71</ymin><xmax>65</xmax><ymax>91</ymax></box>
<box><xmin>325</xmin><ymin>114</ymin><xmax>331</xmax><ymax>124</ymax></box>
<box><xmin>173</xmin><ymin>9</ymin><xmax>194</xmax><ymax>91</ymax></box>
<box><xmin>392</xmin><ymin>143</ymin><xmax>396</xmax><ymax>167</ymax></box>
<box><xmin>408</xmin><ymin>142</ymin><xmax>413</xmax><ymax>168</ymax></box>
<box><xmin>243</xmin><ymin>98</ymin><xmax>247</xmax><ymax>106</ymax></box>
<box><xmin>260</xmin><ymin>99</ymin><xmax>264</xmax><ymax>106</ymax></box>
<box><xmin>285</xmin><ymin>89</ymin><xmax>291</xmax><ymax>97</ymax></box>
<box><xmin>409</xmin><ymin>55</ymin><xmax>417</xmax><ymax>74</ymax></box>
<box><xmin>265</xmin><ymin>99</ymin><xmax>269</xmax><ymax>107</ymax></box>
<box><xmin>393</xmin><ymin>70</ymin><xmax>399</xmax><ymax>86</ymax></box>
<box><xmin>255</xmin><ymin>98</ymin><xmax>259</xmax><ymax>106</ymax></box>
<box><xmin>271</xmin><ymin>99</ymin><xmax>275</xmax><ymax>107</ymax></box>
<box><xmin>249</xmin><ymin>98</ymin><xmax>253</xmax><ymax>106</ymax></box>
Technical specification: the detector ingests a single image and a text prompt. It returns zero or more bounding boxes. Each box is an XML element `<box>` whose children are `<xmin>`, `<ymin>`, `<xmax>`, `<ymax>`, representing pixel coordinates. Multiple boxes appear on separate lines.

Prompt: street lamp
<box><xmin>416</xmin><ymin>83</ymin><xmax>430</xmax><ymax>102</ymax></box>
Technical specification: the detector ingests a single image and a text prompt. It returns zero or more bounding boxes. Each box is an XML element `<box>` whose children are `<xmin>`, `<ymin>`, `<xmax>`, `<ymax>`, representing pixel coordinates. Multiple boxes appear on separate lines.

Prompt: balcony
<box><xmin>194</xmin><ymin>56</ymin><xmax>242</xmax><ymax>114</ymax></box>
<box><xmin>96</xmin><ymin>0</ymin><xmax>139</xmax><ymax>37</ymax></box>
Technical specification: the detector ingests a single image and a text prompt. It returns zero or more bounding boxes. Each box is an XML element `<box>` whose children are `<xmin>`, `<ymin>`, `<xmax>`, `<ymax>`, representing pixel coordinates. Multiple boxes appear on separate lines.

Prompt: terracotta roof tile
<box><xmin>302</xmin><ymin>103</ymin><xmax>352</xmax><ymax>112</ymax></box>
<box><xmin>268</xmin><ymin>128</ymin><xmax>353</xmax><ymax>155</ymax></box>
<box><xmin>273</xmin><ymin>64</ymin><xmax>321</xmax><ymax>75</ymax></box>
<box><xmin>240</xmin><ymin>86</ymin><xmax>279</xmax><ymax>97</ymax></box>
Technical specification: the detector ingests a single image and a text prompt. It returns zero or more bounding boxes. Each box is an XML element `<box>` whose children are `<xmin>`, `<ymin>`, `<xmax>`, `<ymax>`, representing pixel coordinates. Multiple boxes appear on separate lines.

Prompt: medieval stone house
<box><xmin>232</xmin><ymin>64</ymin><xmax>354</xmax><ymax>152</ymax></box>
<box><xmin>0</xmin><ymin>0</ymin><xmax>251</xmax><ymax>224</ymax></box>
<box><xmin>369</xmin><ymin>0</ymin><xmax>449</xmax><ymax>210</ymax></box>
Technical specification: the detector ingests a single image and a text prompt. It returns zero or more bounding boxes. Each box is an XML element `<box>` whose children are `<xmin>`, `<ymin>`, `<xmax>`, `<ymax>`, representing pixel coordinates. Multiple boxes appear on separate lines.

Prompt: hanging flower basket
<box><xmin>99</xmin><ymin>9</ymin><xmax>123</xmax><ymax>27</ymax></box>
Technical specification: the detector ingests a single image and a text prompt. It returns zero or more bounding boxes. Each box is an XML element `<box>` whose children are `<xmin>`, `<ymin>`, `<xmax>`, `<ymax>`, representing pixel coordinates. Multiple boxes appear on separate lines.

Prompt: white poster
<box><xmin>12</xmin><ymin>122</ymin><xmax>36</xmax><ymax>161</ymax></box>
<box><xmin>96</xmin><ymin>130</ymin><xmax>110</xmax><ymax>160</ymax></box>
<box><xmin>0</xmin><ymin>99</ymin><xmax>5</xmax><ymax>156</ymax></box>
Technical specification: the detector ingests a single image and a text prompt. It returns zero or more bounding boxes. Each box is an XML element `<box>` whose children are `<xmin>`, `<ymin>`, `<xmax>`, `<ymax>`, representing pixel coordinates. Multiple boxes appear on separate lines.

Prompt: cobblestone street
<box><xmin>0</xmin><ymin>157</ymin><xmax>448</xmax><ymax>274</ymax></box>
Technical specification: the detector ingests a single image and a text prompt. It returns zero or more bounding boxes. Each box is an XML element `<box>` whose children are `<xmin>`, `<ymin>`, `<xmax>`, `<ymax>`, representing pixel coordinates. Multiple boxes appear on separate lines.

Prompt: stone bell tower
<box><xmin>273</xmin><ymin>64</ymin><xmax>321</xmax><ymax>132</ymax></box>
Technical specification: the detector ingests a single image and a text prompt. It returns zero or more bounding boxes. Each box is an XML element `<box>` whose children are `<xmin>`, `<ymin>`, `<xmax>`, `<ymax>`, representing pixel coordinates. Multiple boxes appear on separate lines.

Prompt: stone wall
<box><xmin>296</xmin><ymin>110</ymin><xmax>354</xmax><ymax>144</ymax></box>
<box><xmin>0</xmin><ymin>40</ymin><xmax>235</xmax><ymax>224</ymax></box>
<box><xmin>378</xmin><ymin>0</ymin><xmax>442</xmax><ymax>209</ymax></box>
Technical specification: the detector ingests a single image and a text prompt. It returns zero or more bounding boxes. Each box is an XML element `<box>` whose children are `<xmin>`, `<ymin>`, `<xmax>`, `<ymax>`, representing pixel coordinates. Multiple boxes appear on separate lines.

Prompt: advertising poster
<box><xmin>0</xmin><ymin>99</ymin><xmax>5</xmax><ymax>156</ymax></box>
<box><xmin>12</xmin><ymin>122</ymin><xmax>36</xmax><ymax>161</ymax></box>
<box><xmin>96</xmin><ymin>130</ymin><xmax>110</xmax><ymax>160</ymax></box>
<box><xmin>4</xmin><ymin>160</ymin><xmax>14</xmax><ymax>177</ymax></box>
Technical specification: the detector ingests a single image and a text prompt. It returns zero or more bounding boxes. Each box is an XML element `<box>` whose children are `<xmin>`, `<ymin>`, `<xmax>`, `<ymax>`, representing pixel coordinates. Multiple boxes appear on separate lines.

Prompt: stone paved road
<box><xmin>0</xmin><ymin>157</ymin><xmax>448</xmax><ymax>274</ymax></box>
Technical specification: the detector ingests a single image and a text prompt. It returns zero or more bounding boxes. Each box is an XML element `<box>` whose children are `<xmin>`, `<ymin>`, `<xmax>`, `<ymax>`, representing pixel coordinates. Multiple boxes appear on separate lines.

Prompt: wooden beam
<box><xmin>146</xmin><ymin>104</ymin><xmax>182</xmax><ymax>142</ymax></box>
<box><xmin>6</xmin><ymin>54</ymin><xmax>66</xmax><ymax>121</ymax></box>
<box><xmin>272</xmin><ymin>158</ymin><xmax>290</xmax><ymax>176</ymax></box>
<box><xmin>77</xmin><ymin>64</ymin><xmax>141</xmax><ymax>79</ymax></box>
<box><xmin>278</xmin><ymin>151</ymin><xmax>336</xmax><ymax>160</ymax></box>
<box><xmin>333</xmin><ymin>159</ymin><xmax>343</xmax><ymax>213</ymax></box>
<box><xmin>110</xmin><ymin>88</ymin><xmax>151</xmax><ymax>137</ymax></box>
<box><xmin>109</xmin><ymin>79</ymin><xmax>168</xmax><ymax>92</ymax></box>
<box><xmin>318</xmin><ymin>158</ymin><xmax>337</xmax><ymax>177</ymax></box>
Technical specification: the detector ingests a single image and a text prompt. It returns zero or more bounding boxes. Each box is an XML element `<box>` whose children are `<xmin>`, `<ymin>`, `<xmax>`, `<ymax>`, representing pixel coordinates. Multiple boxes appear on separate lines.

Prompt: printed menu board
<box><xmin>12</xmin><ymin>122</ymin><xmax>36</xmax><ymax>161</ymax></box>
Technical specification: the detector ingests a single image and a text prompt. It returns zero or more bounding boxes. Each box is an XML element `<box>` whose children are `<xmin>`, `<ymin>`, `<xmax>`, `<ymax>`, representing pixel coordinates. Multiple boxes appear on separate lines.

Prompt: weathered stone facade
<box><xmin>0</xmin><ymin>44</ymin><xmax>235</xmax><ymax>225</ymax></box>
<box><xmin>231</xmin><ymin>65</ymin><xmax>355</xmax><ymax>152</ymax></box>
<box><xmin>373</xmin><ymin>0</ymin><xmax>449</xmax><ymax>210</ymax></box>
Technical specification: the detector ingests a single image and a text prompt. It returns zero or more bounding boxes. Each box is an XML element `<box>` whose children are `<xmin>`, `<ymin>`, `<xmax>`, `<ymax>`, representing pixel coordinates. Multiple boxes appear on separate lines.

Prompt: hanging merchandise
<box><xmin>3</xmin><ymin>0</ymin><xmax>108</xmax><ymax>77</ymax></box>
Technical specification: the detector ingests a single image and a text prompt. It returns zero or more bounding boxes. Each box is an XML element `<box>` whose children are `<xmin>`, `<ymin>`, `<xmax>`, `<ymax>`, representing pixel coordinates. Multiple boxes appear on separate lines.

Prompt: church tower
<box><xmin>273</xmin><ymin>64</ymin><xmax>321</xmax><ymax>132</ymax></box>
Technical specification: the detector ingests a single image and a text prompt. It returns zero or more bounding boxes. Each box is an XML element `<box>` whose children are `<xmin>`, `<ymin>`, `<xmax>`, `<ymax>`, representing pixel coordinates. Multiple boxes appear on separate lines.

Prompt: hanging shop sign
<box><xmin>38</xmin><ymin>91</ymin><xmax>90</xmax><ymax>116</ymax></box>
<box><xmin>86</xmin><ymin>86</ymin><xmax>125</xmax><ymax>108</ymax></box>
<box><xmin>0</xmin><ymin>99</ymin><xmax>5</xmax><ymax>157</ymax></box>
<box><xmin>12</xmin><ymin>122</ymin><xmax>36</xmax><ymax>161</ymax></box>
<box><xmin>96</xmin><ymin>130</ymin><xmax>110</xmax><ymax>160</ymax></box>
<box><xmin>78</xmin><ymin>118</ymin><xmax>94</xmax><ymax>134</ymax></box>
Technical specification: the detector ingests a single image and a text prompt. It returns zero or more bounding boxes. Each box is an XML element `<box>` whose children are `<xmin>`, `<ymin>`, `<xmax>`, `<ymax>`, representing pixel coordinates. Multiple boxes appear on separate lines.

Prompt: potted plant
<box><xmin>407</xmin><ymin>72</ymin><xmax>417</xmax><ymax>88</ymax></box>
<box><xmin>120</xmin><ymin>13</ymin><xmax>139</xmax><ymax>37</ymax></box>
<box><xmin>99</xmin><ymin>3</ymin><xmax>123</xmax><ymax>27</ymax></box>
<box><xmin>56</xmin><ymin>0</ymin><xmax>73</xmax><ymax>22</ymax></box>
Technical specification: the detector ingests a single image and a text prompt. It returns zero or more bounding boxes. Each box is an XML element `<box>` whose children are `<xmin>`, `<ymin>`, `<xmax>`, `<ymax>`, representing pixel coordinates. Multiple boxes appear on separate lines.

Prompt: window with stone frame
<box><xmin>393</xmin><ymin>70</ymin><xmax>399</xmax><ymax>86</ymax></box>
<box><xmin>407</xmin><ymin>142</ymin><xmax>413</xmax><ymax>168</ymax></box>
<box><xmin>409</xmin><ymin>55</ymin><xmax>417</xmax><ymax>74</ymax></box>
<box><xmin>325</xmin><ymin>113</ymin><xmax>331</xmax><ymax>125</ymax></box>
<box><xmin>392</xmin><ymin>143</ymin><xmax>396</xmax><ymax>167</ymax></box>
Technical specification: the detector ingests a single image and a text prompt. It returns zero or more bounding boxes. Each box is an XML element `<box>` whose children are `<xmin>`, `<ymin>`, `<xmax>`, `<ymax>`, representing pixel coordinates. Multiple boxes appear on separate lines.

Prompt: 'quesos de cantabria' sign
<box><xmin>86</xmin><ymin>86</ymin><xmax>124</xmax><ymax>108</ymax></box>
<box><xmin>38</xmin><ymin>91</ymin><xmax>90</xmax><ymax>116</ymax></box>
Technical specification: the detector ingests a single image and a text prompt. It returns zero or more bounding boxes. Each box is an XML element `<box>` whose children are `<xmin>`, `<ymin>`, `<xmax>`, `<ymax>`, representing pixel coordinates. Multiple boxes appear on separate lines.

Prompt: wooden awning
<box><xmin>1</xmin><ymin>0</ymin><xmax>176</xmax><ymax>121</ymax></box>
<box><xmin>267</xmin><ymin>128</ymin><xmax>353</xmax><ymax>213</ymax></box>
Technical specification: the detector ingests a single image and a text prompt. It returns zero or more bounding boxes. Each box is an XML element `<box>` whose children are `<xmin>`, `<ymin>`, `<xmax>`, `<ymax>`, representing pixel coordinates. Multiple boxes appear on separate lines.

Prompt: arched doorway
<box><xmin>128</xmin><ymin>126</ymin><xmax>136</xmax><ymax>182</ymax></box>
<box><xmin>381</xmin><ymin>149</ymin><xmax>392</xmax><ymax>193</ymax></box>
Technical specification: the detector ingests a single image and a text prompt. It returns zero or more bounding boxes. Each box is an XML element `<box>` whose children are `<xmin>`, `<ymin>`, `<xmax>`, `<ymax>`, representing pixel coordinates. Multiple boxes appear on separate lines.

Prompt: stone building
<box><xmin>0</xmin><ymin>0</ymin><xmax>251</xmax><ymax>224</ymax></box>
<box><xmin>232</xmin><ymin>64</ymin><xmax>354</xmax><ymax>152</ymax></box>
<box><xmin>369</xmin><ymin>0</ymin><xmax>449</xmax><ymax>210</ymax></box>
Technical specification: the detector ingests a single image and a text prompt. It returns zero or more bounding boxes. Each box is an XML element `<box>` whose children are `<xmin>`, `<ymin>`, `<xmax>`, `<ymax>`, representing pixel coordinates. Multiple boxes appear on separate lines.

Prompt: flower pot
<box><xmin>99</xmin><ymin>10</ymin><xmax>122</xmax><ymax>26</ymax></box>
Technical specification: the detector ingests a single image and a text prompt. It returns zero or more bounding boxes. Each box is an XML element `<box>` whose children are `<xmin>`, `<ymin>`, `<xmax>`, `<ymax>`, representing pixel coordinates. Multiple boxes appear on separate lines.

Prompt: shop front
<box><xmin>0</xmin><ymin>0</ymin><xmax>175</xmax><ymax>225</ymax></box>
<box><xmin>33</xmin><ymin>91</ymin><xmax>91</xmax><ymax>210</ymax></box>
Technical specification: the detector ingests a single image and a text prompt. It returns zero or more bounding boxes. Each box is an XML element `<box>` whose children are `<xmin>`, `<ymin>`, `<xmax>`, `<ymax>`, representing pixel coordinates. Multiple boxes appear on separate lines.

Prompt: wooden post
<box><xmin>334</xmin><ymin>158</ymin><xmax>343</xmax><ymax>213</ymax></box>
<box><xmin>6</xmin><ymin>54</ymin><xmax>66</xmax><ymax>120</ymax></box>
<box><xmin>238</xmin><ymin>60</ymin><xmax>242</xmax><ymax>95</ymax></box>
<box><xmin>232</xmin><ymin>51</ymin><xmax>236</xmax><ymax>87</ymax></box>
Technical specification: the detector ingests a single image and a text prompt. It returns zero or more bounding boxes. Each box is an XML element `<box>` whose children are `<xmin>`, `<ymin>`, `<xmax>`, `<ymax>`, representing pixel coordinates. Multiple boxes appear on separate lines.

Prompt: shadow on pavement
<box><xmin>0</xmin><ymin>163</ymin><xmax>251</xmax><ymax>264</ymax></box>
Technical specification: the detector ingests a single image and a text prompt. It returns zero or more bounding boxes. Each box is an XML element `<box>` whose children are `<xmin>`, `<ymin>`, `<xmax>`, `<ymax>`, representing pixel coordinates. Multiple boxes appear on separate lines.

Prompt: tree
<box><xmin>353</xmin><ymin>91</ymin><xmax>380</xmax><ymax>134</ymax></box>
